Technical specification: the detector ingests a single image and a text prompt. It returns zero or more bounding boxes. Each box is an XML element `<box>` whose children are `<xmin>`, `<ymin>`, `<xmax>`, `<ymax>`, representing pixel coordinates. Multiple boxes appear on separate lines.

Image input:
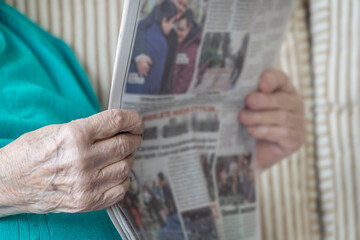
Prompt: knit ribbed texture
<box><xmin>0</xmin><ymin>2</ymin><xmax>121</xmax><ymax>239</ymax></box>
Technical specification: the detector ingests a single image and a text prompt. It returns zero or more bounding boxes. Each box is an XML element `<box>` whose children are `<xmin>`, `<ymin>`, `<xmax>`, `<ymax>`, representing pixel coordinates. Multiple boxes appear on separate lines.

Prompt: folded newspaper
<box><xmin>107</xmin><ymin>0</ymin><xmax>294</xmax><ymax>239</ymax></box>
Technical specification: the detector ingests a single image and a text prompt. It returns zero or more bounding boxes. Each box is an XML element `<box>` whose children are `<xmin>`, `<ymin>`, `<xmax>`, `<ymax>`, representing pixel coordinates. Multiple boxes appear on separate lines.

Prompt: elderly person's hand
<box><xmin>0</xmin><ymin>109</ymin><xmax>144</xmax><ymax>217</ymax></box>
<box><xmin>239</xmin><ymin>70</ymin><xmax>305</xmax><ymax>171</ymax></box>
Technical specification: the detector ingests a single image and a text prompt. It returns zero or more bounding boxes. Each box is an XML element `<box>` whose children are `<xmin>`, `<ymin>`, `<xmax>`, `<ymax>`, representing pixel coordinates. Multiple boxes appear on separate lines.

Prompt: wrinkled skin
<box><xmin>239</xmin><ymin>69</ymin><xmax>305</xmax><ymax>171</ymax></box>
<box><xmin>0</xmin><ymin>110</ymin><xmax>144</xmax><ymax>216</ymax></box>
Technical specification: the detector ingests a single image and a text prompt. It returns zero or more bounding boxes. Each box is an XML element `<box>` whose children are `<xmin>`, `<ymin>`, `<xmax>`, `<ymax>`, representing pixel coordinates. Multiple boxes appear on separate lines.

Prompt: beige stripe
<box><xmin>327</xmin><ymin>1</ymin><xmax>337</xmax><ymax>238</ymax></box>
<box><xmin>81</xmin><ymin>0</ymin><xmax>87</xmax><ymax>74</ymax></box>
<box><xmin>279</xmin><ymin>36</ymin><xmax>297</xmax><ymax>240</ymax></box>
<box><xmin>354</xmin><ymin>3</ymin><xmax>360</xmax><ymax>239</ymax></box>
<box><xmin>35</xmin><ymin>0</ymin><xmax>40</xmax><ymax>27</ymax></box>
<box><xmin>70</xmin><ymin>0</ymin><xmax>75</xmax><ymax>48</ymax></box>
<box><xmin>348</xmin><ymin>2</ymin><xmax>359</xmax><ymax>239</ymax></box>
<box><xmin>258</xmin><ymin>175</ymin><xmax>267</xmax><ymax>240</ymax></box>
<box><xmin>336</xmin><ymin>2</ymin><xmax>348</xmax><ymax>239</ymax></box>
<box><xmin>344</xmin><ymin>1</ymin><xmax>356</xmax><ymax>238</ymax></box>
<box><xmin>23</xmin><ymin>0</ymin><xmax>28</xmax><ymax>16</ymax></box>
<box><xmin>59</xmin><ymin>0</ymin><xmax>64</xmax><ymax>39</ymax></box>
<box><xmin>106</xmin><ymin>0</ymin><xmax>112</xmax><ymax>105</ymax></box>
<box><xmin>286</xmin><ymin>35</ymin><xmax>300</xmax><ymax>240</ymax></box>
<box><xmin>47</xmin><ymin>0</ymin><xmax>52</xmax><ymax>33</ymax></box>
<box><xmin>93</xmin><ymin>0</ymin><xmax>101</xmax><ymax>105</ymax></box>
<box><xmin>268</xmin><ymin>172</ymin><xmax>277</xmax><ymax>240</ymax></box>
<box><xmin>278</xmin><ymin>163</ymin><xmax>288</xmax><ymax>240</ymax></box>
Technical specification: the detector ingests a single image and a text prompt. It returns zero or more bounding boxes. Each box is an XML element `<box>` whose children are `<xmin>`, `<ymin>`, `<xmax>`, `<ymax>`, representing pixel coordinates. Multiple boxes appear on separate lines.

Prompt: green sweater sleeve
<box><xmin>0</xmin><ymin>2</ymin><xmax>121</xmax><ymax>239</ymax></box>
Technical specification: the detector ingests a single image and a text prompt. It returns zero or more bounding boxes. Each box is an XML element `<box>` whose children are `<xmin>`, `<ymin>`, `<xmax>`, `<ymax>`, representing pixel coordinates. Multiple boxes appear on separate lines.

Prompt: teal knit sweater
<box><xmin>0</xmin><ymin>1</ymin><xmax>121</xmax><ymax>239</ymax></box>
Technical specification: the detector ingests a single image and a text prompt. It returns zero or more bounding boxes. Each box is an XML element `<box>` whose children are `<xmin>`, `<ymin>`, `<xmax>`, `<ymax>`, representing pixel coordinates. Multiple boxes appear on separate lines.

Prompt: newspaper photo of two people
<box><xmin>110</xmin><ymin>0</ymin><xmax>295</xmax><ymax>239</ymax></box>
<box><xmin>126</xmin><ymin>0</ymin><xmax>249</xmax><ymax>95</ymax></box>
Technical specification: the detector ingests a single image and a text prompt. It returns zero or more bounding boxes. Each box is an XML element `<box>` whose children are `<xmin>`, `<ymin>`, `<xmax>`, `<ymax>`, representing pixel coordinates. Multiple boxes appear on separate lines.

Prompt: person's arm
<box><xmin>239</xmin><ymin>69</ymin><xmax>305</xmax><ymax>171</ymax></box>
<box><xmin>132</xmin><ymin>7</ymin><xmax>158</xmax><ymax>77</ymax></box>
<box><xmin>0</xmin><ymin>110</ymin><xmax>144</xmax><ymax>218</ymax></box>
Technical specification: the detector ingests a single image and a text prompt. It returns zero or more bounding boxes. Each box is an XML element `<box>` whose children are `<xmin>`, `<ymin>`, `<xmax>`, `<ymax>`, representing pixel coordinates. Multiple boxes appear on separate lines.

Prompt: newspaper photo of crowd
<box><xmin>181</xmin><ymin>206</ymin><xmax>218</xmax><ymax>240</ymax></box>
<box><xmin>193</xmin><ymin>32</ymin><xmax>250</xmax><ymax>92</ymax></box>
<box><xmin>215</xmin><ymin>154</ymin><xmax>255</xmax><ymax>206</ymax></box>
<box><xmin>122</xmin><ymin>166</ymin><xmax>184</xmax><ymax>240</ymax></box>
<box><xmin>126</xmin><ymin>0</ymin><xmax>209</xmax><ymax>95</ymax></box>
<box><xmin>141</xmin><ymin>172</ymin><xmax>184</xmax><ymax>240</ymax></box>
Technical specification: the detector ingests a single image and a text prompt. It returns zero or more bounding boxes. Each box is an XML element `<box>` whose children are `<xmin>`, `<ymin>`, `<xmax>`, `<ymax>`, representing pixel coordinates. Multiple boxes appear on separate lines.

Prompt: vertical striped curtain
<box><xmin>259</xmin><ymin>0</ymin><xmax>320</xmax><ymax>239</ymax></box>
<box><xmin>309</xmin><ymin>0</ymin><xmax>360</xmax><ymax>240</ymax></box>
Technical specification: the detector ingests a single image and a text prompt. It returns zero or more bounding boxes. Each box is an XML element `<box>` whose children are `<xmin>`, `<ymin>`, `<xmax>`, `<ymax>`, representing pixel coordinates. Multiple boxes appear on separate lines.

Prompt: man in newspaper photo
<box><xmin>126</xmin><ymin>1</ymin><xmax>178</xmax><ymax>94</ymax></box>
<box><xmin>132</xmin><ymin>0</ymin><xmax>190</xmax><ymax>81</ymax></box>
<box><xmin>127</xmin><ymin>0</ymin><xmax>201</xmax><ymax>95</ymax></box>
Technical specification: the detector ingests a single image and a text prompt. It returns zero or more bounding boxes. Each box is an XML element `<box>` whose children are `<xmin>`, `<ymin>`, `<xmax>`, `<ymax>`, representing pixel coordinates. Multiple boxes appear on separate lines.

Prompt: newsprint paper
<box><xmin>107</xmin><ymin>0</ymin><xmax>295</xmax><ymax>239</ymax></box>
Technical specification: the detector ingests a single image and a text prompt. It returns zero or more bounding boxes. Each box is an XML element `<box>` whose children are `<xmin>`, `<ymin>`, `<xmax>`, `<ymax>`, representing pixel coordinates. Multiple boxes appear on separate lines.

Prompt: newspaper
<box><xmin>107</xmin><ymin>0</ymin><xmax>294</xmax><ymax>239</ymax></box>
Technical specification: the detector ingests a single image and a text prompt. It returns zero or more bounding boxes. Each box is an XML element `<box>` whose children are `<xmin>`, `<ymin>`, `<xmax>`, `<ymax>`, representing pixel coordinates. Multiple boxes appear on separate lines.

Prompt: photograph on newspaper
<box><xmin>215</xmin><ymin>154</ymin><xmax>255</xmax><ymax>206</ymax></box>
<box><xmin>191</xmin><ymin>32</ymin><xmax>250</xmax><ymax>92</ymax></box>
<box><xmin>119</xmin><ymin>105</ymin><xmax>229</xmax><ymax>240</ymax></box>
<box><xmin>125</xmin><ymin>0</ymin><xmax>209</xmax><ymax>95</ymax></box>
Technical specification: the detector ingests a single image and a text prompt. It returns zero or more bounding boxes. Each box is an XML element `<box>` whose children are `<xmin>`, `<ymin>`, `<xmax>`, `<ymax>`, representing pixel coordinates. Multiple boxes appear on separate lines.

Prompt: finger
<box><xmin>143</xmin><ymin>66</ymin><xmax>150</xmax><ymax>77</ymax></box>
<box><xmin>83</xmin><ymin>110</ymin><xmax>144</xmax><ymax>140</ymax></box>
<box><xmin>96</xmin><ymin>154</ymin><xmax>135</xmax><ymax>185</ymax></box>
<box><xmin>92</xmin><ymin>133</ymin><xmax>142</xmax><ymax>167</ymax></box>
<box><xmin>145</xmin><ymin>56</ymin><xmax>153</xmax><ymax>65</ymax></box>
<box><xmin>144</xmin><ymin>63</ymin><xmax>150</xmax><ymax>72</ymax></box>
<box><xmin>258</xmin><ymin>70</ymin><xmax>296</xmax><ymax>94</ymax></box>
<box><xmin>95</xmin><ymin>177</ymin><xmax>130</xmax><ymax>210</ymax></box>
<box><xmin>246</xmin><ymin>92</ymin><xmax>303</xmax><ymax>112</ymax></box>
<box><xmin>254</xmin><ymin>141</ymin><xmax>285</xmax><ymax>171</ymax></box>
<box><xmin>247</xmin><ymin>126</ymin><xmax>303</xmax><ymax>150</ymax></box>
<box><xmin>239</xmin><ymin>110</ymin><xmax>303</xmax><ymax>129</ymax></box>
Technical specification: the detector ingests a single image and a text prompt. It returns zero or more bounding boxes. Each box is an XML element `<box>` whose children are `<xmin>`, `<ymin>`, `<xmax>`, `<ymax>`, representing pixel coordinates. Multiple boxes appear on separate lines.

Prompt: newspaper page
<box><xmin>108</xmin><ymin>0</ymin><xmax>295</xmax><ymax>239</ymax></box>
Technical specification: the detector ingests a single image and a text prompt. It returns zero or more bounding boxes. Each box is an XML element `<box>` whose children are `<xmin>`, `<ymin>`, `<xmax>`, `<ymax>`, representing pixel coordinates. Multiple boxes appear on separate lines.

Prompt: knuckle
<box><xmin>247</xmin><ymin>94</ymin><xmax>260</xmax><ymax>109</ymax></box>
<box><xmin>117</xmin><ymin>137</ymin><xmax>131</xmax><ymax>154</ymax></box>
<box><xmin>59</xmin><ymin>123</ymin><xmax>84</xmax><ymax>145</ymax></box>
<box><xmin>109</xmin><ymin>110</ymin><xmax>124</xmax><ymax>129</ymax></box>
<box><xmin>119</xmin><ymin>161</ymin><xmax>131</xmax><ymax>178</ymax></box>
<box><xmin>117</xmin><ymin>187</ymin><xmax>128</xmax><ymax>202</ymax></box>
<box><xmin>74</xmin><ymin>191</ymin><xmax>93</xmax><ymax>211</ymax></box>
<box><xmin>282</xmin><ymin>128</ymin><xmax>291</xmax><ymax>138</ymax></box>
<box><xmin>262</xmin><ymin>70</ymin><xmax>274</xmax><ymax>80</ymax></box>
<box><xmin>279</xmin><ymin>111</ymin><xmax>289</xmax><ymax>125</ymax></box>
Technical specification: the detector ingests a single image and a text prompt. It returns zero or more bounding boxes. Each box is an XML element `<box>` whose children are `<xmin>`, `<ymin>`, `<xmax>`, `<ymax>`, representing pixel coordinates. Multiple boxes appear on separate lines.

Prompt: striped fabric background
<box><xmin>309</xmin><ymin>0</ymin><xmax>360</xmax><ymax>240</ymax></box>
<box><xmin>3</xmin><ymin>0</ymin><xmax>359</xmax><ymax>239</ymax></box>
<box><xmin>258</xmin><ymin>0</ymin><xmax>320</xmax><ymax>239</ymax></box>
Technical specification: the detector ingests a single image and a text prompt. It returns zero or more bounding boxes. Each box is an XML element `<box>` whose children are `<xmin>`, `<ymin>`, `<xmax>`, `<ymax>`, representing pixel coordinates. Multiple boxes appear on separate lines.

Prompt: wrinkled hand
<box><xmin>136</xmin><ymin>55</ymin><xmax>153</xmax><ymax>77</ymax></box>
<box><xmin>239</xmin><ymin>70</ymin><xmax>305</xmax><ymax>171</ymax></box>
<box><xmin>0</xmin><ymin>110</ymin><xmax>144</xmax><ymax>216</ymax></box>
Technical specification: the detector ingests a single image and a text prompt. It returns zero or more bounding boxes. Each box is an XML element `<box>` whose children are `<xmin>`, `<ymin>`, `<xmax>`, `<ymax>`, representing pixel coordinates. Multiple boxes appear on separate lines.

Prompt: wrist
<box><xmin>0</xmin><ymin>147</ymin><xmax>23</xmax><ymax>217</ymax></box>
<box><xmin>135</xmin><ymin>54</ymin><xmax>146</xmax><ymax>63</ymax></box>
